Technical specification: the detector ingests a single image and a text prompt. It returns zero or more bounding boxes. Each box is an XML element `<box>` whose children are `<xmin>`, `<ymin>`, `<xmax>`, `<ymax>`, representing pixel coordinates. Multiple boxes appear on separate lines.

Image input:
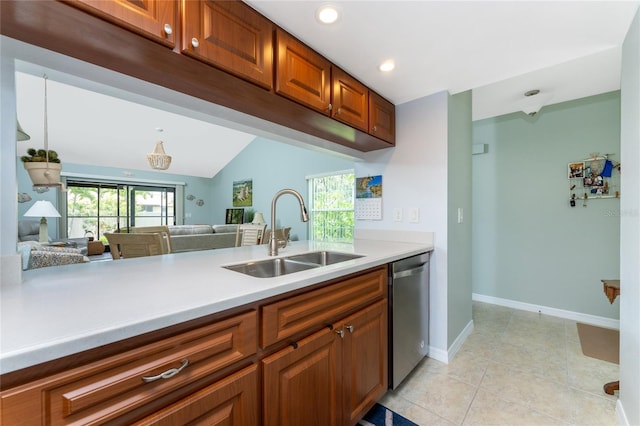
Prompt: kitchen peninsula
<box><xmin>1</xmin><ymin>238</ymin><xmax>432</xmax><ymax>425</ymax></box>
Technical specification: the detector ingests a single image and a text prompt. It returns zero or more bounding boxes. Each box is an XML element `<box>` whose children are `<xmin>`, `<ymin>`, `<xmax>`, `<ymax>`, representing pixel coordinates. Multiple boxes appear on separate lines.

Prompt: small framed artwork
<box><xmin>568</xmin><ymin>162</ymin><xmax>585</xmax><ymax>179</ymax></box>
<box><xmin>225</xmin><ymin>208</ymin><xmax>244</xmax><ymax>224</ymax></box>
<box><xmin>232</xmin><ymin>179</ymin><xmax>253</xmax><ymax>207</ymax></box>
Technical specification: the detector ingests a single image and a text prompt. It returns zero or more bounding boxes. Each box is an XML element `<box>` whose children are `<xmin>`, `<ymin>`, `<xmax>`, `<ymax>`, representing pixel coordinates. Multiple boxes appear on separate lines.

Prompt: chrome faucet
<box><xmin>269</xmin><ymin>189</ymin><xmax>309</xmax><ymax>256</ymax></box>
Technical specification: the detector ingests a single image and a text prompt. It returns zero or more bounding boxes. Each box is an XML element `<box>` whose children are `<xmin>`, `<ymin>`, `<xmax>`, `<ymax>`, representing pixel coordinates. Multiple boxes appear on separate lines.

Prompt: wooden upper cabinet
<box><xmin>182</xmin><ymin>0</ymin><xmax>274</xmax><ymax>90</ymax></box>
<box><xmin>369</xmin><ymin>91</ymin><xmax>396</xmax><ymax>145</ymax></box>
<box><xmin>275</xmin><ymin>28</ymin><xmax>332</xmax><ymax>115</ymax></box>
<box><xmin>66</xmin><ymin>0</ymin><xmax>176</xmax><ymax>47</ymax></box>
<box><xmin>332</xmin><ymin>67</ymin><xmax>368</xmax><ymax>132</ymax></box>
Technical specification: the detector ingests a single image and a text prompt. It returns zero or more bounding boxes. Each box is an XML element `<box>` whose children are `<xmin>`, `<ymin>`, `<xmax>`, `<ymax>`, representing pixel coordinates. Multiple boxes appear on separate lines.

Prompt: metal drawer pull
<box><xmin>345</xmin><ymin>325</ymin><xmax>354</xmax><ymax>333</ymax></box>
<box><xmin>142</xmin><ymin>359</ymin><xmax>189</xmax><ymax>383</ymax></box>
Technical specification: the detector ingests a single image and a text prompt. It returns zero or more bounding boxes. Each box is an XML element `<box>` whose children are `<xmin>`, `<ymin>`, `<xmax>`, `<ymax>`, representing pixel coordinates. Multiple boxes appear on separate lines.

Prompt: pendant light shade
<box><xmin>17</xmin><ymin>120</ymin><xmax>31</xmax><ymax>141</ymax></box>
<box><xmin>147</xmin><ymin>141</ymin><xmax>172</xmax><ymax>170</ymax></box>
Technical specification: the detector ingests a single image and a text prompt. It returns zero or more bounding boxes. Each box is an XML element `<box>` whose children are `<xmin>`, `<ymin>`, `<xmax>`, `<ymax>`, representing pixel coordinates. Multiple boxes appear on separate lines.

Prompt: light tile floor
<box><xmin>380</xmin><ymin>301</ymin><xmax>619</xmax><ymax>425</ymax></box>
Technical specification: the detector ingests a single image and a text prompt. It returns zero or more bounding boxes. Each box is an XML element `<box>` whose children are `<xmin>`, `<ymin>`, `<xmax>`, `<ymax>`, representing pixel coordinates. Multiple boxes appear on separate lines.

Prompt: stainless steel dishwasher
<box><xmin>388</xmin><ymin>251</ymin><xmax>431</xmax><ymax>389</ymax></box>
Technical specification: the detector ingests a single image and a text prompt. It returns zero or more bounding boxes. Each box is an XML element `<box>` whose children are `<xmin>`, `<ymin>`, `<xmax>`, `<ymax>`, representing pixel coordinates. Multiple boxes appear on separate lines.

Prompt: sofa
<box><xmin>18</xmin><ymin>220</ymin><xmax>89</xmax><ymax>255</ymax></box>
<box><xmin>166</xmin><ymin>224</ymin><xmax>239</xmax><ymax>253</ymax></box>
<box><xmin>17</xmin><ymin>241</ymin><xmax>90</xmax><ymax>270</ymax></box>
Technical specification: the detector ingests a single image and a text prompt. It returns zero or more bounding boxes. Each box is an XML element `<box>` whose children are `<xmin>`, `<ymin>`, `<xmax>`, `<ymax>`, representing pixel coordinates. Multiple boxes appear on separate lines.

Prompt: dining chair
<box><xmin>235</xmin><ymin>224</ymin><xmax>267</xmax><ymax>247</ymax></box>
<box><xmin>105</xmin><ymin>232</ymin><xmax>168</xmax><ymax>260</ymax></box>
<box><xmin>130</xmin><ymin>225</ymin><xmax>172</xmax><ymax>254</ymax></box>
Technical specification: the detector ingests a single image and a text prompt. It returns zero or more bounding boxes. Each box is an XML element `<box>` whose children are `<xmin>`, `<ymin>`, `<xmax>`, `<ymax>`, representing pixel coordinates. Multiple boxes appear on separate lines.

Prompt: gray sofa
<box><xmin>18</xmin><ymin>220</ymin><xmax>89</xmax><ymax>255</ymax></box>
<box><xmin>167</xmin><ymin>224</ymin><xmax>238</xmax><ymax>253</ymax></box>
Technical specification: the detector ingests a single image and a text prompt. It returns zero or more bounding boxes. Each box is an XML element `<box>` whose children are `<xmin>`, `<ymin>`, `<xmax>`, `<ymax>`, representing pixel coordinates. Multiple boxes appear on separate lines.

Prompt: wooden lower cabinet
<box><xmin>263</xmin><ymin>299</ymin><xmax>387</xmax><ymax>426</ymax></box>
<box><xmin>263</xmin><ymin>326</ymin><xmax>342</xmax><ymax>426</ymax></box>
<box><xmin>1</xmin><ymin>267</ymin><xmax>388</xmax><ymax>426</ymax></box>
<box><xmin>342</xmin><ymin>300</ymin><xmax>387</xmax><ymax>425</ymax></box>
<box><xmin>133</xmin><ymin>364</ymin><xmax>258</xmax><ymax>425</ymax></box>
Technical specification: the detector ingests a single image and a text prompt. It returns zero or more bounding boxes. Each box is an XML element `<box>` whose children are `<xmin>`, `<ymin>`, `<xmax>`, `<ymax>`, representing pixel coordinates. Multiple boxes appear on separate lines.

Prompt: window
<box><xmin>307</xmin><ymin>171</ymin><xmax>354</xmax><ymax>242</ymax></box>
<box><xmin>66</xmin><ymin>180</ymin><xmax>175</xmax><ymax>243</ymax></box>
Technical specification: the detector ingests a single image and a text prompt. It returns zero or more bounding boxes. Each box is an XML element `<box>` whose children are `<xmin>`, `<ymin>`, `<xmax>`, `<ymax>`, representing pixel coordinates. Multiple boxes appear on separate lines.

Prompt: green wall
<box><xmin>472</xmin><ymin>91</ymin><xmax>621</xmax><ymax>319</ymax></box>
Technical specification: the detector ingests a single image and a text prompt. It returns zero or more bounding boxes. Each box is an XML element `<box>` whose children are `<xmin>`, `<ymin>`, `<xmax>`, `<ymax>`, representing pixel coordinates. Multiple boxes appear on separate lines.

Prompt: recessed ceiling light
<box><xmin>379</xmin><ymin>60</ymin><xmax>395</xmax><ymax>72</ymax></box>
<box><xmin>316</xmin><ymin>5</ymin><xmax>339</xmax><ymax>24</ymax></box>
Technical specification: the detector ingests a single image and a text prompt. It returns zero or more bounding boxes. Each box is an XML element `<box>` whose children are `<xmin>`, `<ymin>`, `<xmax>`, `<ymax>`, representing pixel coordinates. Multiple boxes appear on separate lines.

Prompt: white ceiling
<box><xmin>13</xmin><ymin>1</ymin><xmax>640</xmax><ymax>177</ymax></box>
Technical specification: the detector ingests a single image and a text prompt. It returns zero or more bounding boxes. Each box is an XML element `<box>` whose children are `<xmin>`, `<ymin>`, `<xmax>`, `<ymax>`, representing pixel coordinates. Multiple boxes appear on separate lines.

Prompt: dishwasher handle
<box><xmin>392</xmin><ymin>263</ymin><xmax>427</xmax><ymax>279</ymax></box>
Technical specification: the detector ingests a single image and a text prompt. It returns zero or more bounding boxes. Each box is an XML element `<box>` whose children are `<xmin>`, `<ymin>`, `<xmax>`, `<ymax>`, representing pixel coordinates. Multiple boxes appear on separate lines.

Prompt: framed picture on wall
<box><xmin>568</xmin><ymin>162</ymin><xmax>585</xmax><ymax>179</ymax></box>
<box><xmin>232</xmin><ymin>179</ymin><xmax>253</xmax><ymax>207</ymax></box>
<box><xmin>225</xmin><ymin>208</ymin><xmax>244</xmax><ymax>224</ymax></box>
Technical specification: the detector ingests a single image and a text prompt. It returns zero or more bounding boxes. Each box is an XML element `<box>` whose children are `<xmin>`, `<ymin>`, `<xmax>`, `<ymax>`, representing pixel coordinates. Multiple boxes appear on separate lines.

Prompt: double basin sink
<box><xmin>223</xmin><ymin>251</ymin><xmax>363</xmax><ymax>278</ymax></box>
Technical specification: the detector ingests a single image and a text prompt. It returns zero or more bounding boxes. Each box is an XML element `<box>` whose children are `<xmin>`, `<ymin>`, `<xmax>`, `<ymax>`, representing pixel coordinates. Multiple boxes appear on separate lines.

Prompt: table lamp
<box><xmin>24</xmin><ymin>200</ymin><xmax>61</xmax><ymax>243</ymax></box>
<box><xmin>252</xmin><ymin>212</ymin><xmax>266</xmax><ymax>225</ymax></box>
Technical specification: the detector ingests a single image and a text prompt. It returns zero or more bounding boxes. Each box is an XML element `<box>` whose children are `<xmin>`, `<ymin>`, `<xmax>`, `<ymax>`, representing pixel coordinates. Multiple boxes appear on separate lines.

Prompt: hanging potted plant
<box><xmin>21</xmin><ymin>148</ymin><xmax>62</xmax><ymax>186</ymax></box>
<box><xmin>20</xmin><ymin>75</ymin><xmax>64</xmax><ymax>189</ymax></box>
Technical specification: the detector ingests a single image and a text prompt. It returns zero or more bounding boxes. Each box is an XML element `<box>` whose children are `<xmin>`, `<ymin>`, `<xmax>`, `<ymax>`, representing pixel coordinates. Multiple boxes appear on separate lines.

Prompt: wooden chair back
<box><xmin>105</xmin><ymin>232</ymin><xmax>168</xmax><ymax>260</ymax></box>
<box><xmin>130</xmin><ymin>225</ymin><xmax>172</xmax><ymax>253</ymax></box>
<box><xmin>235</xmin><ymin>224</ymin><xmax>267</xmax><ymax>247</ymax></box>
<box><xmin>261</xmin><ymin>227</ymin><xmax>292</xmax><ymax>245</ymax></box>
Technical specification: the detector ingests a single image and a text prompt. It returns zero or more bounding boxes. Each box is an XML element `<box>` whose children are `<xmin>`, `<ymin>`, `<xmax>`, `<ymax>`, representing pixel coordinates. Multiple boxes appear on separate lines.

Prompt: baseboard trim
<box><xmin>428</xmin><ymin>319</ymin><xmax>474</xmax><ymax>364</ymax></box>
<box><xmin>472</xmin><ymin>293</ymin><xmax>620</xmax><ymax>330</ymax></box>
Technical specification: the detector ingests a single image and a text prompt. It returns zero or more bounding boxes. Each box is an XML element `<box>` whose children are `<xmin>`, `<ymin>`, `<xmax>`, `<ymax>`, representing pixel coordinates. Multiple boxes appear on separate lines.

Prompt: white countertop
<box><xmin>1</xmin><ymin>239</ymin><xmax>432</xmax><ymax>375</ymax></box>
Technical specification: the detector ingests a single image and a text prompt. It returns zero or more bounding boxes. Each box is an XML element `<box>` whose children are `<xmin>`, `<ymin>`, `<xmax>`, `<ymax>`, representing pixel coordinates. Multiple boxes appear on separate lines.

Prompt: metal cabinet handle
<box><xmin>191</xmin><ymin>38</ymin><xmax>199</xmax><ymax>48</ymax></box>
<box><xmin>373</xmin><ymin>125</ymin><xmax>378</xmax><ymax>132</ymax></box>
<box><xmin>327</xmin><ymin>103</ymin><xmax>333</xmax><ymax>111</ymax></box>
<box><xmin>345</xmin><ymin>325</ymin><xmax>354</xmax><ymax>333</ymax></box>
<box><xmin>336</xmin><ymin>107</ymin><xmax>342</xmax><ymax>115</ymax></box>
<box><xmin>335</xmin><ymin>329</ymin><xmax>345</xmax><ymax>338</ymax></box>
<box><xmin>163</xmin><ymin>24</ymin><xmax>173</xmax><ymax>35</ymax></box>
<box><xmin>142</xmin><ymin>359</ymin><xmax>189</xmax><ymax>383</ymax></box>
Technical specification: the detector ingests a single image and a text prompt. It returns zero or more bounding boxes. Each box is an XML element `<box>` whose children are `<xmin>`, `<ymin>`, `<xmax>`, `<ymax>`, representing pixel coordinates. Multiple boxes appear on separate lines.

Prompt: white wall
<box><xmin>357</xmin><ymin>91</ymin><xmax>451</xmax><ymax>356</ymax></box>
<box><xmin>0</xmin><ymin>51</ymin><xmax>21</xmax><ymax>286</ymax></box>
<box><xmin>619</xmin><ymin>8</ymin><xmax>640</xmax><ymax>425</ymax></box>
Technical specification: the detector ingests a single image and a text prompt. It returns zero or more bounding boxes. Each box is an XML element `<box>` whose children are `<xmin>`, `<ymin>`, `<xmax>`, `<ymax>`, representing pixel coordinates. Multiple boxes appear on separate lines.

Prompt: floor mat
<box><xmin>577</xmin><ymin>323</ymin><xmax>619</xmax><ymax>364</ymax></box>
<box><xmin>358</xmin><ymin>403</ymin><xmax>418</xmax><ymax>426</ymax></box>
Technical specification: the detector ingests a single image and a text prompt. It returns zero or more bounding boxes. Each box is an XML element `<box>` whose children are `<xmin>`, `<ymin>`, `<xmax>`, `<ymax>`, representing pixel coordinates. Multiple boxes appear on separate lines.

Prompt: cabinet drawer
<box><xmin>134</xmin><ymin>364</ymin><xmax>259</xmax><ymax>425</ymax></box>
<box><xmin>261</xmin><ymin>267</ymin><xmax>387</xmax><ymax>348</ymax></box>
<box><xmin>1</xmin><ymin>310</ymin><xmax>257</xmax><ymax>425</ymax></box>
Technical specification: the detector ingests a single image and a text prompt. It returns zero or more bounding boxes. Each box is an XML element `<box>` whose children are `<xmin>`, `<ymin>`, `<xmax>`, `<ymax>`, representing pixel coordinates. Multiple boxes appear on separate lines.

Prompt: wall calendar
<box><xmin>355</xmin><ymin>175</ymin><xmax>383</xmax><ymax>220</ymax></box>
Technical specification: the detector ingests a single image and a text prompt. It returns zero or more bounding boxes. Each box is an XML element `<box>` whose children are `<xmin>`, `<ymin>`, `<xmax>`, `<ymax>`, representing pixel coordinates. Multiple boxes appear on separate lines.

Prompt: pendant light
<box><xmin>147</xmin><ymin>128</ymin><xmax>172</xmax><ymax>170</ymax></box>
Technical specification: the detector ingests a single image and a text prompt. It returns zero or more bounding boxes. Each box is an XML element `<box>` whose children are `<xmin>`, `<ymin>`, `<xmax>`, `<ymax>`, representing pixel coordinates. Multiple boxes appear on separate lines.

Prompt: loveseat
<box><xmin>166</xmin><ymin>224</ymin><xmax>238</xmax><ymax>253</ymax></box>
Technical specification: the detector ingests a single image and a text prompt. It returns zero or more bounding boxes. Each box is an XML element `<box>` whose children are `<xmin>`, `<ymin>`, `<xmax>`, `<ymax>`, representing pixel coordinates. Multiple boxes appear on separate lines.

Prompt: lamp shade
<box><xmin>24</xmin><ymin>200</ymin><xmax>61</xmax><ymax>218</ymax></box>
<box><xmin>252</xmin><ymin>212</ymin><xmax>266</xmax><ymax>225</ymax></box>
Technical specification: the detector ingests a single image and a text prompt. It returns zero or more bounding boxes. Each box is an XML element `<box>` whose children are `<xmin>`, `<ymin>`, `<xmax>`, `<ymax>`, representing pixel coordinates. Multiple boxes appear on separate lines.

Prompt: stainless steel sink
<box><xmin>285</xmin><ymin>251</ymin><xmax>363</xmax><ymax>266</ymax></box>
<box><xmin>223</xmin><ymin>251</ymin><xmax>363</xmax><ymax>278</ymax></box>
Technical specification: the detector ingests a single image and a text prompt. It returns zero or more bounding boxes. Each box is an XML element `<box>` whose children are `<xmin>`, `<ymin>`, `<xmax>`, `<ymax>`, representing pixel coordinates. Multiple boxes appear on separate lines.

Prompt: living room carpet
<box><xmin>358</xmin><ymin>403</ymin><xmax>418</xmax><ymax>426</ymax></box>
<box><xmin>577</xmin><ymin>323</ymin><xmax>619</xmax><ymax>364</ymax></box>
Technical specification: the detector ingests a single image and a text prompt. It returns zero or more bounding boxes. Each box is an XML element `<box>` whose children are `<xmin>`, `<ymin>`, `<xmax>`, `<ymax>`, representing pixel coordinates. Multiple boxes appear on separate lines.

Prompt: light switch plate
<box><xmin>393</xmin><ymin>208</ymin><xmax>403</xmax><ymax>222</ymax></box>
<box><xmin>409</xmin><ymin>208</ymin><xmax>419</xmax><ymax>223</ymax></box>
<box><xmin>457</xmin><ymin>207</ymin><xmax>463</xmax><ymax>224</ymax></box>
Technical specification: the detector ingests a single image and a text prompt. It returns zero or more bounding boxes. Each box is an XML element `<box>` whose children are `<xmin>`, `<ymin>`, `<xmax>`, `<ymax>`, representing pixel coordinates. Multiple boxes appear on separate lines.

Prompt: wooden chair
<box><xmin>235</xmin><ymin>224</ymin><xmax>267</xmax><ymax>247</ymax></box>
<box><xmin>105</xmin><ymin>232</ymin><xmax>169</xmax><ymax>260</ymax></box>
<box><xmin>130</xmin><ymin>225</ymin><xmax>172</xmax><ymax>254</ymax></box>
<box><xmin>261</xmin><ymin>227</ymin><xmax>291</xmax><ymax>246</ymax></box>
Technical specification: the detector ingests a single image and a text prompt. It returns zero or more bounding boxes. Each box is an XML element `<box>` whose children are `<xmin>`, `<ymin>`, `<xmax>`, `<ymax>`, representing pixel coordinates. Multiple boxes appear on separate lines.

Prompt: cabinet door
<box><xmin>182</xmin><ymin>0</ymin><xmax>274</xmax><ymax>89</ymax></box>
<box><xmin>262</xmin><ymin>327</ymin><xmax>342</xmax><ymax>426</ymax></box>
<box><xmin>341</xmin><ymin>300</ymin><xmax>388</xmax><ymax>425</ymax></box>
<box><xmin>275</xmin><ymin>28</ymin><xmax>332</xmax><ymax>115</ymax></box>
<box><xmin>133</xmin><ymin>365</ymin><xmax>259</xmax><ymax>426</ymax></box>
<box><xmin>332</xmin><ymin>67</ymin><xmax>368</xmax><ymax>132</ymax></box>
<box><xmin>369</xmin><ymin>91</ymin><xmax>396</xmax><ymax>144</ymax></box>
<box><xmin>68</xmin><ymin>0</ymin><xmax>176</xmax><ymax>47</ymax></box>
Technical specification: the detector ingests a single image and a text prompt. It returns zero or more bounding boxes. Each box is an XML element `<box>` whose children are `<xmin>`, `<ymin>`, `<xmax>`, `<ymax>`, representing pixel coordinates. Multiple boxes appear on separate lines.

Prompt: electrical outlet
<box><xmin>393</xmin><ymin>208</ymin><xmax>403</xmax><ymax>222</ymax></box>
<box><xmin>409</xmin><ymin>208</ymin><xmax>419</xmax><ymax>223</ymax></box>
<box><xmin>457</xmin><ymin>207</ymin><xmax>463</xmax><ymax>224</ymax></box>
